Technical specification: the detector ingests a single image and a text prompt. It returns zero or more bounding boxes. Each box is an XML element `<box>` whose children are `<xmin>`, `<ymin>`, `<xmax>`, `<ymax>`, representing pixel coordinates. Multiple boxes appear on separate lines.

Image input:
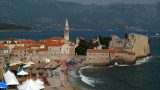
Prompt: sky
<box><xmin>58</xmin><ymin>0</ymin><xmax>160</xmax><ymax>5</ymax></box>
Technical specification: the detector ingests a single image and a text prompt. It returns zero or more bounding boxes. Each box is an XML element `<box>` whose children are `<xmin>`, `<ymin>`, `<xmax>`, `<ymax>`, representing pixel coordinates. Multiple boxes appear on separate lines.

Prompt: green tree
<box><xmin>75</xmin><ymin>46</ymin><xmax>86</xmax><ymax>55</ymax></box>
<box><xmin>87</xmin><ymin>40</ymin><xmax>94</xmax><ymax>49</ymax></box>
<box><xmin>98</xmin><ymin>35</ymin><xmax>111</xmax><ymax>49</ymax></box>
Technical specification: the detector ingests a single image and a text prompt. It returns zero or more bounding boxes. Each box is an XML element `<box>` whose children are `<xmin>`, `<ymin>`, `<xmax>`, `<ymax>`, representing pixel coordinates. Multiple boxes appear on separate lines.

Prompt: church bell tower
<box><xmin>64</xmin><ymin>18</ymin><xmax>69</xmax><ymax>40</ymax></box>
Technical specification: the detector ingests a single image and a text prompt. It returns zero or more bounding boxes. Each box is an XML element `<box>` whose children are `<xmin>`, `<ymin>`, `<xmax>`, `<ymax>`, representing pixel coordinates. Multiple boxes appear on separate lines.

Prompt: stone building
<box><xmin>125</xmin><ymin>33</ymin><xmax>150</xmax><ymax>57</ymax></box>
<box><xmin>0</xmin><ymin>44</ymin><xmax>9</xmax><ymax>59</ymax></box>
<box><xmin>11</xmin><ymin>46</ymin><xmax>27</xmax><ymax>61</ymax></box>
<box><xmin>0</xmin><ymin>56</ymin><xmax>4</xmax><ymax>81</ymax></box>
<box><xmin>86</xmin><ymin>49</ymin><xmax>110</xmax><ymax>64</ymax></box>
<box><xmin>31</xmin><ymin>43</ymin><xmax>45</xmax><ymax>50</ymax></box>
<box><xmin>109</xmin><ymin>35</ymin><xmax>127</xmax><ymax>50</ymax></box>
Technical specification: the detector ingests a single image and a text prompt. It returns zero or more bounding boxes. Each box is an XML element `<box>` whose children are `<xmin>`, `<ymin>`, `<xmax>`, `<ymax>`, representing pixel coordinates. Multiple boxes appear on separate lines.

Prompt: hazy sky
<box><xmin>59</xmin><ymin>0</ymin><xmax>160</xmax><ymax>5</ymax></box>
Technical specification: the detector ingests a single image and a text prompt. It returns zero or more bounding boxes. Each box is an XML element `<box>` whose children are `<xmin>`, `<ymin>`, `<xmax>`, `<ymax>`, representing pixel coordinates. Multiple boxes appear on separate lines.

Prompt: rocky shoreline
<box><xmin>67</xmin><ymin>55</ymin><xmax>152</xmax><ymax>90</ymax></box>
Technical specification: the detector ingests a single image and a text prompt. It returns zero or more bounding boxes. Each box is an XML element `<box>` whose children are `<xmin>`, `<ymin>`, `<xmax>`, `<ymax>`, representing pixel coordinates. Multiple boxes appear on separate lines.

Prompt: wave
<box><xmin>79</xmin><ymin>65</ymin><xmax>96</xmax><ymax>87</ymax></box>
<box><xmin>134</xmin><ymin>56</ymin><xmax>152</xmax><ymax>65</ymax></box>
<box><xmin>109</xmin><ymin>56</ymin><xmax>153</xmax><ymax>68</ymax></box>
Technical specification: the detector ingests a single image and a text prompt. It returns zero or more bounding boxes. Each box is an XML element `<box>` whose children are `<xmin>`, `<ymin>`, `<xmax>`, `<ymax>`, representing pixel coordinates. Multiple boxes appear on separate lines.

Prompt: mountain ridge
<box><xmin>0</xmin><ymin>0</ymin><xmax>160</xmax><ymax>31</ymax></box>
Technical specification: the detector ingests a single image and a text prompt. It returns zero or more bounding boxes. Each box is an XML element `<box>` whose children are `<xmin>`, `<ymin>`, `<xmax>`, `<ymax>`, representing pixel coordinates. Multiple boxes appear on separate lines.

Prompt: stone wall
<box><xmin>86</xmin><ymin>52</ymin><xmax>110</xmax><ymax>64</ymax></box>
<box><xmin>109</xmin><ymin>36</ymin><xmax>127</xmax><ymax>50</ymax></box>
<box><xmin>126</xmin><ymin>33</ymin><xmax>150</xmax><ymax>57</ymax></box>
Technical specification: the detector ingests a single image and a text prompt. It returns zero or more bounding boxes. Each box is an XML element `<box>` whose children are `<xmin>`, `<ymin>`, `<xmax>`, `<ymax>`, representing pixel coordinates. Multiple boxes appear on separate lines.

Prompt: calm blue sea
<box><xmin>0</xmin><ymin>30</ymin><xmax>160</xmax><ymax>90</ymax></box>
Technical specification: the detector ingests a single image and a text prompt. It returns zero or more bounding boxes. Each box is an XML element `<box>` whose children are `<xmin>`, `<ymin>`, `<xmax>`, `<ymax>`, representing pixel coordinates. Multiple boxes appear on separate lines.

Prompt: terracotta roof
<box><xmin>36</xmin><ymin>48</ymin><xmax>48</xmax><ymax>52</ymax></box>
<box><xmin>92</xmin><ymin>39</ymin><xmax>97</xmax><ymax>41</ymax></box>
<box><xmin>24</xmin><ymin>45</ymin><xmax>31</xmax><ymax>48</ymax></box>
<box><xmin>78</xmin><ymin>37</ymin><xmax>85</xmax><ymax>40</ymax></box>
<box><xmin>13</xmin><ymin>46</ymin><xmax>26</xmax><ymax>49</ymax></box>
<box><xmin>47</xmin><ymin>43</ymin><xmax>64</xmax><ymax>46</ymax></box>
<box><xmin>47</xmin><ymin>41</ymin><xmax>64</xmax><ymax>46</ymax></box>
<box><xmin>109</xmin><ymin>48</ymin><xmax>117</xmax><ymax>53</ymax></box>
<box><xmin>0</xmin><ymin>56</ymin><xmax>3</xmax><ymax>58</ymax></box>
<box><xmin>87</xmin><ymin>49</ymin><xmax>109</xmax><ymax>53</ymax></box>
<box><xmin>32</xmin><ymin>43</ymin><xmax>44</xmax><ymax>46</ymax></box>
<box><xmin>70</xmin><ymin>43</ymin><xmax>75</xmax><ymax>46</ymax></box>
<box><xmin>116</xmin><ymin>51</ymin><xmax>128</xmax><ymax>54</ymax></box>
<box><xmin>18</xmin><ymin>39</ymin><xmax>36</xmax><ymax>44</ymax></box>
<box><xmin>111</xmin><ymin>34</ymin><xmax>116</xmax><ymax>37</ymax></box>
<box><xmin>38</xmin><ymin>39</ymin><xmax>57</xmax><ymax>44</ymax></box>
<box><xmin>27</xmin><ymin>49</ymin><xmax>34</xmax><ymax>53</ymax></box>
<box><xmin>0</xmin><ymin>44</ymin><xmax>8</xmax><ymax>49</ymax></box>
<box><xmin>50</xmin><ymin>37</ymin><xmax>64</xmax><ymax>40</ymax></box>
<box><xmin>128</xmin><ymin>52</ymin><xmax>135</xmax><ymax>55</ymax></box>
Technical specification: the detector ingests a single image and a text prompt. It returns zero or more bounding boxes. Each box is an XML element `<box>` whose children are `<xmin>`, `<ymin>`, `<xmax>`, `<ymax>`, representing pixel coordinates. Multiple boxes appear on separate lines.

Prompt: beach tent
<box><xmin>4</xmin><ymin>70</ymin><xmax>19</xmax><ymax>85</ymax></box>
<box><xmin>10</xmin><ymin>61</ymin><xmax>23</xmax><ymax>66</ymax></box>
<box><xmin>0</xmin><ymin>82</ymin><xmax>8</xmax><ymax>89</ymax></box>
<box><xmin>17</xmin><ymin>70</ymin><xmax>28</xmax><ymax>76</ymax></box>
<box><xmin>23</xmin><ymin>64</ymin><xmax>31</xmax><ymax>68</ymax></box>
<box><xmin>35</xmin><ymin>79</ymin><xmax>44</xmax><ymax>85</ymax></box>
<box><xmin>24</xmin><ymin>61</ymin><xmax>35</xmax><ymax>65</ymax></box>
<box><xmin>17</xmin><ymin>79</ymin><xmax>45</xmax><ymax>90</ymax></box>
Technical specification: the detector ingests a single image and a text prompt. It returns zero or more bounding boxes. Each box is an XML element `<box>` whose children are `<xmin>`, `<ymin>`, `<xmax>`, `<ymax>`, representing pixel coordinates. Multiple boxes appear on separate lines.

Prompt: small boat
<box><xmin>156</xmin><ymin>33</ymin><xmax>159</xmax><ymax>36</ymax></box>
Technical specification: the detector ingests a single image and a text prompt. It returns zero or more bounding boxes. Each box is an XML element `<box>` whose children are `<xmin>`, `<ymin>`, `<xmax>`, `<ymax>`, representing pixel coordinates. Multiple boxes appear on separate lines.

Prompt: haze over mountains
<box><xmin>0</xmin><ymin>0</ymin><xmax>160</xmax><ymax>31</ymax></box>
<box><xmin>59</xmin><ymin>0</ymin><xmax>160</xmax><ymax>5</ymax></box>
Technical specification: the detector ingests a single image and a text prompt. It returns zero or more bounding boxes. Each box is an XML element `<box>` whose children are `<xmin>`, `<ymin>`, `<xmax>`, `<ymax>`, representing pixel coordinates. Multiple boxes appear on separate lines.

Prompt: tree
<box><xmin>87</xmin><ymin>40</ymin><xmax>94</xmax><ymax>49</ymax></box>
<box><xmin>98</xmin><ymin>35</ymin><xmax>111</xmax><ymax>49</ymax></box>
<box><xmin>75</xmin><ymin>46</ymin><xmax>86</xmax><ymax>55</ymax></box>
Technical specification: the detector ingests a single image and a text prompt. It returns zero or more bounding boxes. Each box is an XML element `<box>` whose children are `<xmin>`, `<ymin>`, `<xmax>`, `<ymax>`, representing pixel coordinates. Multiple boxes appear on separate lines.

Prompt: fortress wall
<box><xmin>127</xmin><ymin>33</ymin><xmax>150</xmax><ymax>57</ymax></box>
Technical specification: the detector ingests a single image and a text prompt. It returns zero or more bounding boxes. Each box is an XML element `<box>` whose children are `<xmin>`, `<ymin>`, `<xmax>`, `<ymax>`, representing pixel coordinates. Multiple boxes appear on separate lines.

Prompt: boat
<box><xmin>156</xmin><ymin>33</ymin><xmax>159</xmax><ymax>36</ymax></box>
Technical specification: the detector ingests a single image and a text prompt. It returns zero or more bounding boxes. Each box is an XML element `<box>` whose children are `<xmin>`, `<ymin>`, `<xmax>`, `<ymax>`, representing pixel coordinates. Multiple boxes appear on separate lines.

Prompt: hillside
<box><xmin>0</xmin><ymin>23</ymin><xmax>36</xmax><ymax>32</ymax></box>
<box><xmin>0</xmin><ymin>0</ymin><xmax>160</xmax><ymax>31</ymax></box>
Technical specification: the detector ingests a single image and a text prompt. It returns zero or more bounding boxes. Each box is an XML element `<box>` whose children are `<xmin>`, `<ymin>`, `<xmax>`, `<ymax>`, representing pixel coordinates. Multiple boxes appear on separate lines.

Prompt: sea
<box><xmin>0</xmin><ymin>30</ymin><xmax>160</xmax><ymax>90</ymax></box>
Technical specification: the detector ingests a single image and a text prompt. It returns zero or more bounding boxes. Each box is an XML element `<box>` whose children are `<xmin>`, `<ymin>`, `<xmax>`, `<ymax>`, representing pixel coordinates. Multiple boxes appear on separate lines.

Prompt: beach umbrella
<box><xmin>17</xmin><ymin>79</ymin><xmax>45</xmax><ymax>90</ymax></box>
<box><xmin>25</xmin><ymin>61</ymin><xmax>35</xmax><ymax>65</ymax></box>
<box><xmin>23</xmin><ymin>64</ymin><xmax>31</xmax><ymax>68</ymax></box>
<box><xmin>9</xmin><ymin>61</ymin><xmax>23</xmax><ymax>66</ymax></box>
<box><xmin>35</xmin><ymin>79</ymin><xmax>44</xmax><ymax>85</ymax></box>
<box><xmin>17</xmin><ymin>70</ymin><xmax>28</xmax><ymax>76</ymax></box>
<box><xmin>0</xmin><ymin>82</ymin><xmax>8</xmax><ymax>89</ymax></box>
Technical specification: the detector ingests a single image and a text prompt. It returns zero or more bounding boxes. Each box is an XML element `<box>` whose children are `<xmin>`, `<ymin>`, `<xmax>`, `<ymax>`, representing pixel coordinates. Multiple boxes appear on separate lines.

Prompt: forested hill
<box><xmin>0</xmin><ymin>0</ymin><xmax>160</xmax><ymax>31</ymax></box>
<box><xmin>0</xmin><ymin>23</ymin><xmax>37</xmax><ymax>32</ymax></box>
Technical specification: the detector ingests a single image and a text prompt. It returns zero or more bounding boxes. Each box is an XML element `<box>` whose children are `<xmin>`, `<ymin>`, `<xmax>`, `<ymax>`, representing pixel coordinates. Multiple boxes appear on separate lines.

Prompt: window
<box><xmin>60</xmin><ymin>48</ymin><xmax>61</xmax><ymax>50</ymax></box>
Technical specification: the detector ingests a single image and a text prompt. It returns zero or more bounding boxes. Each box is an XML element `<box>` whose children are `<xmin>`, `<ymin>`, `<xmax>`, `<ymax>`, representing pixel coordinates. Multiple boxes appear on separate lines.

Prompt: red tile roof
<box><xmin>128</xmin><ymin>52</ymin><xmax>135</xmax><ymax>55</ymax></box>
<box><xmin>79</xmin><ymin>37</ymin><xmax>85</xmax><ymax>40</ymax></box>
<box><xmin>70</xmin><ymin>43</ymin><xmax>75</xmax><ymax>46</ymax></box>
<box><xmin>13</xmin><ymin>46</ymin><xmax>26</xmax><ymax>49</ymax></box>
<box><xmin>87</xmin><ymin>49</ymin><xmax>109</xmax><ymax>53</ymax></box>
<box><xmin>47</xmin><ymin>43</ymin><xmax>64</xmax><ymax>46</ymax></box>
<box><xmin>50</xmin><ymin>37</ymin><xmax>64</xmax><ymax>40</ymax></box>
<box><xmin>36</xmin><ymin>48</ymin><xmax>48</xmax><ymax>52</ymax></box>
<box><xmin>92</xmin><ymin>39</ymin><xmax>97</xmax><ymax>41</ymax></box>
<box><xmin>38</xmin><ymin>39</ymin><xmax>57</xmax><ymax>44</ymax></box>
<box><xmin>24</xmin><ymin>45</ymin><xmax>31</xmax><ymax>48</ymax></box>
<box><xmin>0</xmin><ymin>56</ymin><xmax>3</xmax><ymax>58</ymax></box>
<box><xmin>18</xmin><ymin>39</ymin><xmax>36</xmax><ymax>44</ymax></box>
<box><xmin>109</xmin><ymin>48</ymin><xmax>117</xmax><ymax>53</ymax></box>
<box><xmin>0</xmin><ymin>44</ymin><xmax>8</xmax><ymax>49</ymax></box>
<box><xmin>111</xmin><ymin>34</ymin><xmax>116</xmax><ymax>37</ymax></box>
<box><xmin>27</xmin><ymin>49</ymin><xmax>34</xmax><ymax>53</ymax></box>
<box><xmin>32</xmin><ymin>43</ymin><xmax>44</xmax><ymax>46</ymax></box>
